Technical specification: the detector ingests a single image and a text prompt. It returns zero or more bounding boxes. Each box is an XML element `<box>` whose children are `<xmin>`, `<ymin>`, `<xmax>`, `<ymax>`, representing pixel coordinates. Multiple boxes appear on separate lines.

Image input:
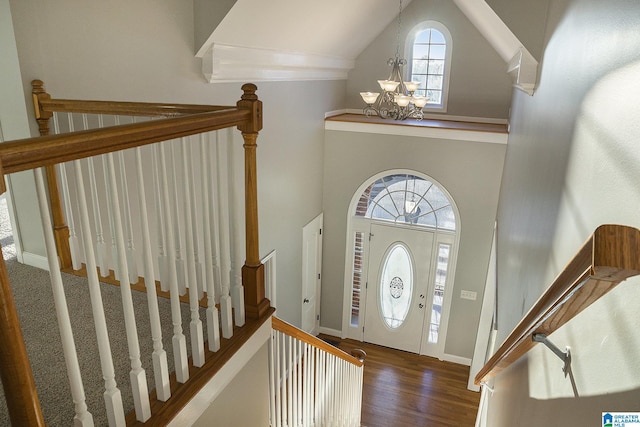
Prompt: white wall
<box><xmin>322</xmin><ymin>130</ymin><xmax>505</xmax><ymax>359</ymax></box>
<box><xmin>346</xmin><ymin>0</ymin><xmax>514</xmax><ymax>119</ymax></box>
<box><xmin>487</xmin><ymin>0</ymin><xmax>640</xmax><ymax>424</ymax></box>
<box><xmin>193</xmin><ymin>343</ymin><xmax>270</xmax><ymax>427</ymax></box>
<box><xmin>9</xmin><ymin>0</ymin><xmax>345</xmax><ymax>326</ymax></box>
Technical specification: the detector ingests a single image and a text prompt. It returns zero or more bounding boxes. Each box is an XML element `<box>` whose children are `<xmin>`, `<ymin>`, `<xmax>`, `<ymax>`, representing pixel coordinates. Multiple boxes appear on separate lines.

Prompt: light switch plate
<box><xmin>460</xmin><ymin>290</ymin><xmax>477</xmax><ymax>301</ymax></box>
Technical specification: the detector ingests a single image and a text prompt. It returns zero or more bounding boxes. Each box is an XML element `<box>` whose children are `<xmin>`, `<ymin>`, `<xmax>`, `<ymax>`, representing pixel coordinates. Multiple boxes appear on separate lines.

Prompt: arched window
<box><xmin>406</xmin><ymin>21</ymin><xmax>452</xmax><ymax>111</ymax></box>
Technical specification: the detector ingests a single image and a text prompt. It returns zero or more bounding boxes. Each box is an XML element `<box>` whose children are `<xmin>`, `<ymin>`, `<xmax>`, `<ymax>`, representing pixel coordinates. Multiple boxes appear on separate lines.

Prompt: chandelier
<box><xmin>359</xmin><ymin>0</ymin><xmax>428</xmax><ymax>121</ymax></box>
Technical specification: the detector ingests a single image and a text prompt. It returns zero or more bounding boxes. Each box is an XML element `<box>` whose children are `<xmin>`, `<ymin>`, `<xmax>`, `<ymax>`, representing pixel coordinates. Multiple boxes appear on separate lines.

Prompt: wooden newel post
<box><xmin>31</xmin><ymin>80</ymin><xmax>73</xmax><ymax>269</ymax></box>
<box><xmin>237</xmin><ymin>84</ymin><xmax>270</xmax><ymax>319</ymax></box>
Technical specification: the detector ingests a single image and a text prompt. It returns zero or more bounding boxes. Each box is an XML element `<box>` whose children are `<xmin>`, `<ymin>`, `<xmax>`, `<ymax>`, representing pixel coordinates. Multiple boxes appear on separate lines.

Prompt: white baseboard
<box><xmin>21</xmin><ymin>252</ymin><xmax>50</xmax><ymax>271</ymax></box>
<box><xmin>318</xmin><ymin>326</ymin><xmax>342</xmax><ymax>338</ymax></box>
<box><xmin>441</xmin><ymin>353</ymin><xmax>472</xmax><ymax>366</ymax></box>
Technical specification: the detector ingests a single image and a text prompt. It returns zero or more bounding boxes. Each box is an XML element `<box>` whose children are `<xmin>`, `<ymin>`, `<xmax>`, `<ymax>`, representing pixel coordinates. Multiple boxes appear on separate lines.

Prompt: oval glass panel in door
<box><xmin>380</xmin><ymin>244</ymin><xmax>413</xmax><ymax>329</ymax></box>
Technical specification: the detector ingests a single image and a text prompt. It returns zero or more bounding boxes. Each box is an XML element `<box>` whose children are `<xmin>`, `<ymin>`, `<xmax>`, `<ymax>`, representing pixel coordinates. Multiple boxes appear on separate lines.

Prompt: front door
<box><xmin>363</xmin><ymin>224</ymin><xmax>434</xmax><ymax>353</ymax></box>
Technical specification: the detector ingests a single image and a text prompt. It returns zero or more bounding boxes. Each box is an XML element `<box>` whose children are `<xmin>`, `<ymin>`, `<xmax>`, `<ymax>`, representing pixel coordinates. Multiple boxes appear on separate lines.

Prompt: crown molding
<box><xmin>507</xmin><ymin>48</ymin><xmax>538</xmax><ymax>96</ymax></box>
<box><xmin>198</xmin><ymin>43</ymin><xmax>354</xmax><ymax>83</ymax></box>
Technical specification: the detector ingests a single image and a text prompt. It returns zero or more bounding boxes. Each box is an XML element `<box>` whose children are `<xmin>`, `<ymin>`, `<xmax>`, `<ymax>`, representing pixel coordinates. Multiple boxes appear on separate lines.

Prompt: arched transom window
<box><xmin>354</xmin><ymin>173</ymin><xmax>456</xmax><ymax>231</ymax></box>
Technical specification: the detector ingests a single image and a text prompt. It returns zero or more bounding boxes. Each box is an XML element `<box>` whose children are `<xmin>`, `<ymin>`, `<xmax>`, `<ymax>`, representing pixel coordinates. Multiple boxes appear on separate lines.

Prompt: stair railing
<box><xmin>0</xmin><ymin>80</ymin><xmax>270</xmax><ymax>426</ymax></box>
<box><xmin>475</xmin><ymin>224</ymin><xmax>640</xmax><ymax>387</ymax></box>
<box><xmin>270</xmin><ymin>317</ymin><xmax>365</xmax><ymax>427</ymax></box>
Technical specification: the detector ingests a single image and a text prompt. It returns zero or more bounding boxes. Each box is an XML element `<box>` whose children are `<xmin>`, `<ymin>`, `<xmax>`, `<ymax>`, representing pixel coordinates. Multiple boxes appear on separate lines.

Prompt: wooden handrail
<box><xmin>475</xmin><ymin>224</ymin><xmax>640</xmax><ymax>385</ymax></box>
<box><xmin>272</xmin><ymin>317</ymin><xmax>364</xmax><ymax>367</ymax></box>
<box><xmin>32</xmin><ymin>79</ymin><xmax>232</xmax><ymax>118</ymax></box>
<box><xmin>0</xmin><ymin>109</ymin><xmax>250</xmax><ymax>175</ymax></box>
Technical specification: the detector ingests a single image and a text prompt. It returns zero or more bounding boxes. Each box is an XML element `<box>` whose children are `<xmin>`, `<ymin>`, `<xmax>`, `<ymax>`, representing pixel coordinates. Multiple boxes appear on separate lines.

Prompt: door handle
<box><xmin>303</xmin><ymin>298</ymin><xmax>310</xmax><ymax>304</ymax></box>
<box><xmin>419</xmin><ymin>303</ymin><xmax>424</xmax><ymax>309</ymax></box>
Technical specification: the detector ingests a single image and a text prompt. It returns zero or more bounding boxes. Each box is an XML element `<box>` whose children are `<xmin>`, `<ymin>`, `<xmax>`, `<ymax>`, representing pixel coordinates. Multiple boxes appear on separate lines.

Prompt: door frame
<box><xmin>341</xmin><ymin>169</ymin><xmax>460</xmax><ymax>360</ymax></box>
<box><xmin>301</xmin><ymin>213</ymin><xmax>323</xmax><ymax>335</ymax></box>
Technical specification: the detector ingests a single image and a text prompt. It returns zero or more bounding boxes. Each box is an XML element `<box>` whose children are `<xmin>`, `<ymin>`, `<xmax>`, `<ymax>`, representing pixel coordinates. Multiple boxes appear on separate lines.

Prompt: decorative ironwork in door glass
<box><xmin>380</xmin><ymin>244</ymin><xmax>413</xmax><ymax>329</ymax></box>
<box><xmin>354</xmin><ymin>174</ymin><xmax>455</xmax><ymax>231</ymax></box>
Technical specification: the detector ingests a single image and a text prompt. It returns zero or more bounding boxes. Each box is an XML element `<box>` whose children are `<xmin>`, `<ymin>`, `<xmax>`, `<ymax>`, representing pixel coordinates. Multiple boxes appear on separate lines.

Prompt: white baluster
<box><xmin>105</xmin><ymin>153</ymin><xmax>151</xmax><ymax>422</ymax></box>
<box><xmin>227</xmin><ymin>131</ymin><xmax>245</xmax><ymax>326</ymax></box>
<box><xmin>302</xmin><ymin>342</ymin><xmax>308</xmax><ymax>427</ymax></box>
<box><xmin>61</xmin><ymin>115</ymin><xmax>82</xmax><ymax>271</ymax></box>
<box><xmin>331</xmin><ymin>355</ymin><xmax>337</xmax><ymax>425</ymax></box>
<box><xmin>309</xmin><ymin>344</ymin><xmax>315</xmax><ymax>427</ymax></box>
<box><xmin>70</xmin><ymin>159</ymin><xmax>125</xmax><ymax>426</ymax></box>
<box><xmin>292</xmin><ymin>337</ymin><xmax>298</xmax><ymax>427</ymax></box>
<box><xmin>159</xmin><ymin>140</ymin><xmax>189</xmax><ymax>383</ymax></box>
<box><xmin>299</xmin><ymin>340</ymin><xmax>304</xmax><ymax>427</ymax></box>
<box><xmin>280</xmin><ymin>332</ymin><xmax>287</xmax><ymax>427</ymax></box>
<box><xmin>273</xmin><ymin>331</ymin><xmax>279</xmax><ymax>427</ymax></box>
<box><xmin>52</xmin><ymin>114</ymin><xmax>81</xmax><ymax>270</ymax></box>
<box><xmin>303</xmin><ymin>342</ymin><xmax>309</xmax><ymax>427</ymax></box>
<box><xmin>34</xmin><ymin>167</ymin><xmax>94</xmax><ymax>426</ymax></box>
<box><xmin>102</xmin><ymin>152</ymin><xmax>119</xmax><ymax>282</ymax></box>
<box><xmin>170</xmin><ymin>140</ymin><xmax>187</xmax><ymax>295</ymax></box>
<box><xmin>180</xmin><ymin>139</ymin><xmax>205</xmax><ymax>367</ymax></box>
<box><xmin>152</xmin><ymin>145</ymin><xmax>169</xmax><ymax>292</ymax></box>
<box><xmin>357</xmin><ymin>366</ymin><xmax>362</xmax><ymax>424</ymax></box>
<box><xmin>338</xmin><ymin>359</ymin><xmax>343</xmax><ymax>425</ymax></box>
<box><xmin>81</xmin><ymin>114</ymin><xmax>109</xmax><ymax>278</ymax></box>
<box><xmin>186</xmin><ymin>138</ymin><xmax>205</xmax><ymax>301</ymax></box>
<box><xmin>317</xmin><ymin>349</ymin><xmax>323</xmax><ymax>426</ymax></box>
<box><xmin>295</xmin><ymin>340</ymin><xmax>302</xmax><ymax>425</ymax></box>
<box><xmin>134</xmin><ymin>146</ymin><xmax>171</xmax><ymax>401</ymax></box>
<box><xmin>208</xmin><ymin>132</ymin><xmax>223</xmax><ymax>303</ymax></box>
<box><xmin>215</xmin><ymin>132</ymin><xmax>233</xmax><ymax>338</ymax></box>
<box><xmin>200</xmin><ymin>134</ymin><xmax>220</xmax><ymax>352</ymax></box>
<box><xmin>326</xmin><ymin>354</ymin><xmax>332</xmax><ymax>425</ymax></box>
<box><xmin>287</xmin><ymin>336</ymin><xmax>293</xmax><ymax>427</ymax></box>
<box><xmin>117</xmin><ymin>150</ymin><xmax>138</xmax><ymax>285</ymax></box>
<box><xmin>269</xmin><ymin>331</ymin><xmax>276</xmax><ymax>427</ymax></box>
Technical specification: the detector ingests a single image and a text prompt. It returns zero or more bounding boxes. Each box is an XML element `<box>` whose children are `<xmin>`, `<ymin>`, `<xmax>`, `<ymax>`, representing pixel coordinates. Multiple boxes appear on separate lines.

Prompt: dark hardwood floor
<box><xmin>320</xmin><ymin>335</ymin><xmax>480</xmax><ymax>427</ymax></box>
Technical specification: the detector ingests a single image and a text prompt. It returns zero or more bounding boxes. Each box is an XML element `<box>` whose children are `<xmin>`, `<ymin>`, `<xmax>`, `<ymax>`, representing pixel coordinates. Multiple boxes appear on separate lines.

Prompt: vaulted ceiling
<box><xmin>194</xmin><ymin>0</ymin><xmax>537</xmax><ymax>93</ymax></box>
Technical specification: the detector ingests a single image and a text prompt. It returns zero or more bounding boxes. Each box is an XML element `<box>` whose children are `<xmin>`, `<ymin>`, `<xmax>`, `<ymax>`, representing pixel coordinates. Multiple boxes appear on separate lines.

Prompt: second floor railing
<box><xmin>270</xmin><ymin>317</ymin><xmax>366</xmax><ymax>427</ymax></box>
<box><xmin>0</xmin><ymin>80</ymin><xmax>270</xmax><ymax>426</ymax></box>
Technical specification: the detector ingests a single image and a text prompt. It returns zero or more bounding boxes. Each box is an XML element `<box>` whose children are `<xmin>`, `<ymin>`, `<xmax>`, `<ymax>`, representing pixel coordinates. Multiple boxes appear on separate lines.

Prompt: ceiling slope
<box><xmin>195</xmin><ymin>0</ymin><xmax>413</xmax><ymax>82</ymax></box>
<box><xmin>452</xmin><ymin>0</ymin><xmax>537</xmax><ymax>94</ymax></box>
<box><xmin>195</xmin><ymin>0</ymin><xmax>537</xmax><ymax>93</ymax></box>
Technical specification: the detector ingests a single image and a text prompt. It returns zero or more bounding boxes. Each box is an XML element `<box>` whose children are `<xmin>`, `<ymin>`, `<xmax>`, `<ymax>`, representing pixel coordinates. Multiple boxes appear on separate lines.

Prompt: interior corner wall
<box><xmin>345</xmin><ymin>0</ymin><xmax>514</xmax><ymax>119</ymax></box>
<box><xmin>488</xmin><ymin>0</ymin><xmax>640</xmax><ymax>425</ymax></box>
<box><xmin>8</xmin><ymin>0</ymin><xmax>345</xmax><ymax>326</ymax></box>
<box><xmin>322</xmin><ymin>130</ymin><xmax>505</xmax><ymax>359</ymax></box>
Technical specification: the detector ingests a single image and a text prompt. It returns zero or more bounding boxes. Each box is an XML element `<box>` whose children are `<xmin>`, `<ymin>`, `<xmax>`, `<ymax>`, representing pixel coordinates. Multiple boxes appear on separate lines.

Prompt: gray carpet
<box><xmin>0</xmin><ymin>195</ymin><xmax>205</xmax><ymax>426</ymax></box>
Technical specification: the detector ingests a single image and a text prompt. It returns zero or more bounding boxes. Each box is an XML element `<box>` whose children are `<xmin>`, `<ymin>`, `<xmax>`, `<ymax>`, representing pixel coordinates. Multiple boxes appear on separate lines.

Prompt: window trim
<box><xmin>404</xmin><ymin>20</ymin><xmax>453</xmax><ymax>113</ymax></box>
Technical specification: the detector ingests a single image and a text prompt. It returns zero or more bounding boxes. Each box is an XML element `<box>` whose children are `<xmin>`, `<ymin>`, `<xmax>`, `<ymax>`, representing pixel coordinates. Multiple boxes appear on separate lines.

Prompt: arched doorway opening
<box><xmin>342</xmin><ymin>170</ymin><xmax>459</xmax><ymax>358</ymax></box>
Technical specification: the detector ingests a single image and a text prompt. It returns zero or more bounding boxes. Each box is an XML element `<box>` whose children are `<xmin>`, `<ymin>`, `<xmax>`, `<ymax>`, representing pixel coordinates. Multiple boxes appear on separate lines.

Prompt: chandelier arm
<box><xmin>360</xmin><ymin>0</ymin><xmax>428</xmax><ymax>121</ymax></box>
